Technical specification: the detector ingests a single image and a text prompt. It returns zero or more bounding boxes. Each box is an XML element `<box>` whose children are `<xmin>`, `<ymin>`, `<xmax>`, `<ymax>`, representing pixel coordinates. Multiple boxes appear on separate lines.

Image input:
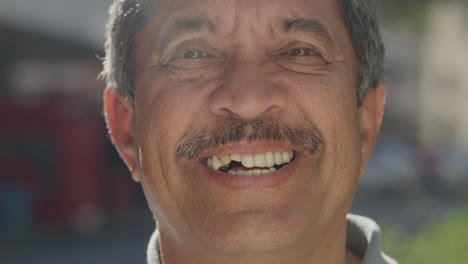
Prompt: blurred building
<box><xmin>356</xmin><ymin>2</ymin><xmax>468</xmax><ymax>190</ymax></box>
<box><xmin>420</xmin><ymin>2</ymin><xmax>468</xmax><ymax>149</ymax></box>
<box><xmin>0</xmin><ymin>0</ymin><xmax>141</xmax><ymax>235</ymax></box>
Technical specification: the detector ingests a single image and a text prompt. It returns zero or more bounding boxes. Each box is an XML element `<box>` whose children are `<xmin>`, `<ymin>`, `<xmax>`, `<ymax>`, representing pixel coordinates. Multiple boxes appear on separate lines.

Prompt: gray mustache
<box><xmin>176</xmin><ymin>116</ymin><xmax>323</xmax><ymax>160</ymax></box>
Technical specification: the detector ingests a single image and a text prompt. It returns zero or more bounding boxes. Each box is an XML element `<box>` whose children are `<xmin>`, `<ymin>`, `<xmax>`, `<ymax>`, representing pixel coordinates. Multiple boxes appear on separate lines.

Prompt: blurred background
<box><xmin>0</xmin><ymin>0</ymin><xmax>467</xmax><ymax>263</ymax></box>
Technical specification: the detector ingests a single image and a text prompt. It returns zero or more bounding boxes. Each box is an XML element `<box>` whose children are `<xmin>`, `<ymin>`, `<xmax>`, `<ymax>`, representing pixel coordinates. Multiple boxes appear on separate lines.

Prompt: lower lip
<box><xmin>202</xmin><ymin>159</ymin><xmax>298</xmax><ymax>191</ymax></box>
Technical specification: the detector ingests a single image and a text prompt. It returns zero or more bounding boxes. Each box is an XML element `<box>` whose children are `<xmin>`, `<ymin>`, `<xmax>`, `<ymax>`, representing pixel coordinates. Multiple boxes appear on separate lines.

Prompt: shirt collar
<box><xmin>346</xmin><ymin>214</ymin><xmax>398</xmax><ymax>264</ymax></box>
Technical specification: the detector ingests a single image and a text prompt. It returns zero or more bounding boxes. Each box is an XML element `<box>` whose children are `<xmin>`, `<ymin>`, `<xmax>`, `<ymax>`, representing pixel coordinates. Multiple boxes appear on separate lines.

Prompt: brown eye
<box><xmin>183</xmin><ymin>49</ymin><xmax>209</xmax><ymax>59</ymax></box>
<box><xmin>163</xmin><ymin>39</ymin><xmax>225</xmax><ymax>69</ymax></box>
<box><xmin>270</xmin><ymin>43</ymin><xmax>328</xmax><ymax>75</ymax></box>
<box><xmin>287</xmin><ymin>48</ymin><xmax>316</xmax><ymax>56</ymax></box>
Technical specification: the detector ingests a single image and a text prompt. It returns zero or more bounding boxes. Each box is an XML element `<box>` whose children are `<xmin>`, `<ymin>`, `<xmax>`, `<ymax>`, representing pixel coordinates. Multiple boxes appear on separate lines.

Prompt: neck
<box><xmin>156</xmin><ymin>218</ymin><xmax>360</xmax><ymax>264</ymax></box>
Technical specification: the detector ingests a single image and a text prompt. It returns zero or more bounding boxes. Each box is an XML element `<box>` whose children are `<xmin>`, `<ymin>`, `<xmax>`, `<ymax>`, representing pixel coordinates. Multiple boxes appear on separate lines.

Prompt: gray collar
<box><xmin>346</xmin><ymin>214</ymin><xmax>398</xmax><ymax>264</ymax></box>
<box><xmin>147</xmin><ymin>214</ymin><xmax>398</xmax><ymax>264</ymax></box>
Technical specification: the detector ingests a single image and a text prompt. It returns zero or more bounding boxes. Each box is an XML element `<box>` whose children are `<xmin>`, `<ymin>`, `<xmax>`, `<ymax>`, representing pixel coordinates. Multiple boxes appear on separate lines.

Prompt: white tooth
<box><xmin>241</xmin><ymin>154</ymin><xmax>255</xmax><ymax>168</ymax></box>
<box><xmin>253</xmin><ymin>169</ymin><xmax>261</xmax><ymax>175</ymax></box>
<box><xmin>237</xmin><ymin>170</ymin><xmax>246</xmax><ymax>176</ymax></box>
<box><xmin>254</xmin><ymin>153</ymin><xmax>266</xmax><ymax>168</ymax></box>
<box><xmin>228</xmin><ymin>170</ymin><xmax>236</xmax><ymax>175</ymax></box>
<box><xmin>281</xmin><ymin>151</ymin><xmax>291</xmax><ymax>163</ymax></box>
<box><xmin>207</xmin><ymin>158</ymin><xmax>213</xmax><ymax>168</ymax></box>
<box><xmin>269</xmin><ymin>167</ymin><xmax>277</xmax><ymax>173</ymax></box>
<box><xmin>274</xmin><ymin>152</ymin><xmax>283</xmax><ymax>165</ymax></box>
<box><xmin>231</xmin><ymin>153</ymin><xmax>242</xmax><ymax>162</ymax></box>
<box><xmin>289</xmin><ymin>151</ymin><xmax>294</xmax><ymax>160</ymax></box>
<box><xmin>219</xmin><ymin>155</ymin><xmax>231</xmax><ymax>166</ymax></box>
<box><xmin>244</xmin><ymin>171</ymin><xmax>253</xmax><ymax>176</ymax></box>
<box><xmin>261</xmin><ymin>169</ymin><xmax>271</xmax><ymax>175</ymax></box>
<box><xmin>265</xmin><ymin>152</ymin><xmax>275</xmax><ymax>167</ymax></box>
<box><xmin>212</xmin><ymin>156</ymin><xmax>223</xmax><ymax>170</ymax></box>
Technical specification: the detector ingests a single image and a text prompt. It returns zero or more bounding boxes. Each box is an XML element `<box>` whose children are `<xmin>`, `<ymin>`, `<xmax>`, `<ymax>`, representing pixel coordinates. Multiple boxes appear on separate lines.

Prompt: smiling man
<box><xmin>101</xmin><ymin>0</ymin><xmax>397</xmax><ymax>263</ymax></box>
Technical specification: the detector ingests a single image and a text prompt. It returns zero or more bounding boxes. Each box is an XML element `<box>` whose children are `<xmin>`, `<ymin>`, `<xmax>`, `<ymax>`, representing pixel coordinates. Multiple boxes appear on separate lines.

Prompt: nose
<box><xmin>209</xmin><ymin>59</ymin><xmax>287</xmax><ymax>120</ymax></box>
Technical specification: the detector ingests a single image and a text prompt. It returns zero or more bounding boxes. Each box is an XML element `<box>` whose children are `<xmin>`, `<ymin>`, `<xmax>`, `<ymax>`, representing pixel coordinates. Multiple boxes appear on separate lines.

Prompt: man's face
<box><xmin>106</xmin><ymin>0</ymin><xmax>385</xmax><ymax>255</ymax></box>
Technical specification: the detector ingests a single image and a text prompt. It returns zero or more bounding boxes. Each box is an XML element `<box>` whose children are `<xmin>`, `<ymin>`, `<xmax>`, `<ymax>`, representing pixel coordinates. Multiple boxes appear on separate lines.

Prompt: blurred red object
<box><xmin>0</xmin><ymin>95</ymin><xmax>106</xmax><ymax>233</ymax></box>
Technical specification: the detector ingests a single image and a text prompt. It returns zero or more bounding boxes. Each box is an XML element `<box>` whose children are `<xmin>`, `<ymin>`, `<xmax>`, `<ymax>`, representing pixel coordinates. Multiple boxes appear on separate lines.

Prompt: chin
<box><xmin>190</xmin><ymin>207</ymin><xmax>312</xmax><ymax>253</ymax></box>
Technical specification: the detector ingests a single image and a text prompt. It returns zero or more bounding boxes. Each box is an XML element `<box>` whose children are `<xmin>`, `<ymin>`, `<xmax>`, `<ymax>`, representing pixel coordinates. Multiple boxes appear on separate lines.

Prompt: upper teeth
<box><xmin>206</xmin><ymin>151</ymin><xmax>294</xmax><ymax>173</ymax></box>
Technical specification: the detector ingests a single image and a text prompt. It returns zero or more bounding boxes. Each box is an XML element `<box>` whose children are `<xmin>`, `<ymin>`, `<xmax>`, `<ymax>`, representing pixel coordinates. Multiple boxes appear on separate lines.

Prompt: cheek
<box><xmin>132</xmin><ymin>73</ymin><xmax>218</xmax><ymax>204</ymax></box>
<box><xmin>314</xmin><ymin>85</ymin><xmax>362</xmax><ymax>207</ymax></box>
<box><xmin>135</xmin><ymin>73</ymin><xmax>213</xmax><ymax>142</ymax></box>
<box><xmin>277</xmin><ymin>72</ymin><xmax>362</xmax><ymax>195</ymax></box>
<box><xmin>273</xmin><ymin>71</ymin><xmax>358</xmax><ymax>128</ymax></box>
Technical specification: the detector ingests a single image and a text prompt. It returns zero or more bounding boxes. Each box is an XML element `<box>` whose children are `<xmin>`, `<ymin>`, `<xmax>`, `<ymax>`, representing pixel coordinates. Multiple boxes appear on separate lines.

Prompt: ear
<box><xmin>103</xmin><ymin>88</ymin><xmax>141</xmax><ymax>182</ymax></box>
<box><xmin>358</xmin><ymin>83</ymin><xmax>386</xmax><ymax>177</ymax></box>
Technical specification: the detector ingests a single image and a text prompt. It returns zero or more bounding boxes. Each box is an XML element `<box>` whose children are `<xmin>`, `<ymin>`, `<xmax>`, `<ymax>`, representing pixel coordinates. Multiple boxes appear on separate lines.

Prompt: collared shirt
<box><xmin>346</xmin><ymin>214</ymin><xmax>398</xmax><ymax>264</ymax></box>
<box><xmin>147</xmin><ymin>214</ymin><xmax>398</xmax><ymax>264</ymax></box>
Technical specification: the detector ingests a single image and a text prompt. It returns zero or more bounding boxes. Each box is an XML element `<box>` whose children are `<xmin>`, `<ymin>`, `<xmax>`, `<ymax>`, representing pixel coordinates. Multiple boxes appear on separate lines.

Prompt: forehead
<box><xmin>155</xmin><ymin>0</ymin><xmax>336</xmax><ymax>18</ymax></box>
<box><xmin>145</xmin><ymin>0</ymin><xmax>348</xmax><ymax>41</ymax></box>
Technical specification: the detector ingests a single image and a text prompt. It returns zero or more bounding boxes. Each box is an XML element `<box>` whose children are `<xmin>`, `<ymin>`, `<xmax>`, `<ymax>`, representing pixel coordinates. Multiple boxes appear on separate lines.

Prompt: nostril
<box><xmin>217</xmin><ymin>107</ymin><xmax>236</xmax><ymax>118</ymax></box>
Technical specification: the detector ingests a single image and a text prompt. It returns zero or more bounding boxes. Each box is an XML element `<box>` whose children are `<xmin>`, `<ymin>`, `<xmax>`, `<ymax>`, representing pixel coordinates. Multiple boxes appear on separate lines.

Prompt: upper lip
<box><xmin>197</xmin><ymin>140</ymin><xmax>302</xmax><ymax>158</ymax></box>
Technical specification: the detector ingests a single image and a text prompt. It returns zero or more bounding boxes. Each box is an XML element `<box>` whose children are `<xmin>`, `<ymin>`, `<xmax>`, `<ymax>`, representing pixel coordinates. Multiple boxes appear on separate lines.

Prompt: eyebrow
<box><xmin>282</xmin><ymin>18</ymin><xmax>333</xmax><ymax>45</ymax></box>
<box><xmin>160</xmin><ymin>16</ymin><xmax>216</xmax><ymax>49</ymax></box>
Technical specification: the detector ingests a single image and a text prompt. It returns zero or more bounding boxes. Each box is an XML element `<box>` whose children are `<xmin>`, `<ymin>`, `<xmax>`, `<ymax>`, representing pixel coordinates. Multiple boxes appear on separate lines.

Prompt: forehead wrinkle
<box><xmin>159</xmin><ymin>15</ymin><xmax>217</xmax><ymax>50</ymax></box>
<box><xmin>282</xmin><ymin>17</ymin><xmax>334</xmax><ymax>47</ymax></box>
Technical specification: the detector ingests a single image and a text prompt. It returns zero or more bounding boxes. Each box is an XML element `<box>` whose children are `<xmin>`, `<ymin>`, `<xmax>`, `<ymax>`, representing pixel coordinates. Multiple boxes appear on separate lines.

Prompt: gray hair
<box><xmin>336</xmin><ymin>0</ymin><xmax>384</xmax><ymax>105</ymax></box>
<box><xmin>101</xmin><ymin>0</ymin><xmax>384</xmax><ymax>106</ymax></box>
